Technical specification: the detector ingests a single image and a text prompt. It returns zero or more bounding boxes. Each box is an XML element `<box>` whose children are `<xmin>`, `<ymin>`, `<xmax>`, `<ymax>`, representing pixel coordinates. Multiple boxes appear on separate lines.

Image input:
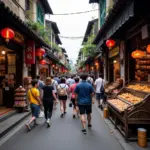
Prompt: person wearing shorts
<box><xmin>74</xmin><ymin>74</ymin><xmax>94</xmax><ymax>134</ymax></box>
<box><xmin>26</xmin><ymin>79</ymin><xmax>42</xmax><ymax>131</ymax></box>
<box><xmin>57</xmin><ymin>78</ymin><xmax>69</xmax><ymax>118</ymax></box>
<box><xmin>69</xmin><ymin>77</ymin><xmax>79</xmax><ymax>118</ymax></box>
<box><xmin>94</xmin><ymin>74</ymin><xmax>105</xmax><ymax>110</ymax></box>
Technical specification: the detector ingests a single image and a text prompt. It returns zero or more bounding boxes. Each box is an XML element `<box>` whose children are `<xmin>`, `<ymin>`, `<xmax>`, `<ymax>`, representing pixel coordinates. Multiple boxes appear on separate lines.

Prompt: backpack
<box><xmin>57</xmin><ymin>84</ymin><xmax>66</xmax><ymax>96</ymax></box>
<box><xmin>100</xmin><ymin>79</ymin><xmax>105</xmax><ymax>95</ymax></box>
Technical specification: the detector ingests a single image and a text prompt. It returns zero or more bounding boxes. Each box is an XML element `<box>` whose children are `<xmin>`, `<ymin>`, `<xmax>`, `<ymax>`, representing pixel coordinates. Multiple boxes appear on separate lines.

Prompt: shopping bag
<box><xmin>39</xmin><ymin>110</ymin><xmax>44</xmax><ymax>118</ymax></box>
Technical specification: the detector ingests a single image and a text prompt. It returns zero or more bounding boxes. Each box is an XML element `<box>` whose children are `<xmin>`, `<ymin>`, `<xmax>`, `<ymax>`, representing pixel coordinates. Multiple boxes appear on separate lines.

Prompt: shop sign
<box><xmin>13</xmin><ymin>31</ymin><xmax>24</xmax><ymax>44</ymax></box>
<box><xmin>109</xmin><ymin>46</ymin><xmax>119</xmax><ymax>58</ymax></box>
<box><xmin>25</xmin><ymin>41</ymin><xmax>35</xmax><ymax>64</ymax></box>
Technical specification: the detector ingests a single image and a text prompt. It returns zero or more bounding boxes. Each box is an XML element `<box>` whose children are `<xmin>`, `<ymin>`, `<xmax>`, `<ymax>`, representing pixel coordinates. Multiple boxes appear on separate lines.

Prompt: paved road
<box><xmin>0</xmin><ymin>104</ymin><xmax>124</xmax><ymax>150</ymax></box>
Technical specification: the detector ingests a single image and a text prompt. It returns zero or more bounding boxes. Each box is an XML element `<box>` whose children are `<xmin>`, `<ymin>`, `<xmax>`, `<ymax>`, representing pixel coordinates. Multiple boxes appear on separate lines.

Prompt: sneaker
<box><xmin>82</xmin><ymin>129</ymin><xmax>87</xmax><ymax>134</ymax></box>
<box><xmin>100</xmin><ymin>105</ymin><xmax>103</xmax><ymax>110</ymax></box>
<box><xmin>73</xmin><ymin>115</ymin><xmax>76</xmax><ymax>119</ymax></box>
<box><xmin>25</xmin><ymin>123</ymin><xmax>31</xmax><ymax>131</ymax></box>
<box><xmin>60</xmin><ymin>114</ymin><xmax>64</xmax><ymax>118</ymax></box>
<box><xmin>88</xmin><ymin>124</ymin><xmax>92</xmax><ymax>128</ymax></box>
<box><xmin>47</xmin><ymin>119</ymin><xmax>51</xmax><ymax>128</ymax></box>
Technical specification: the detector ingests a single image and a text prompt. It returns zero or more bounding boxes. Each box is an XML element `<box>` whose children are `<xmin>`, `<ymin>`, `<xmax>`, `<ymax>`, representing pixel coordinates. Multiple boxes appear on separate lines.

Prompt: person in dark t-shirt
<box><xmin>42</xmin><ymin>77</ymin><xmax>58</xmax><ymax>127</ymax></box>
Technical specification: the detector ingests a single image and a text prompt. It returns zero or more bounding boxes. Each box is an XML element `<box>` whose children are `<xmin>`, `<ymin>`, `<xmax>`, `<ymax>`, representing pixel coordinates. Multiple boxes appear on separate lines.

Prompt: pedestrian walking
<box><xmin>87</xmin><ymin>74</ymin><xmax>94</xmax><ymax>85</ymax></box>
<box><xmin>74</xmin><ymin>74</ymin><xmax>94</xmax><ymax>134</ymax></box>
<box><xmin>50</xmin><ymin>75</ymin><xmax>58</xmax><ymax>109</ymax></box>
<box><xmin>94</xmin><ymin>74</ymin><xmax>105</xmax><ymax>110</ymax></box>
<box><xmin>25</xmin><ymin>79</ymin><xmax>42</xmax><ymax>131</ymax></box>
<box><xmin>66</xmin><ymin>76</ymin><xmax>75</xmax><ymax>87</ymax></box>
<box><xmin>54</xmin><ymin>74</ymin><xmax>60</xmax><ymax>84</ymax></box>
<box><xmin>42</xmin><ymin>77</ymin><xmax>58</xmax><ymax>127</ymax></box>
<box><xmin>57</xmin><ymin>77</ymin><xmax>69</xmax><ymax>118</ymax></box>
<box><xmin>36</xmin><ymin>75</ymin><xmax>44</xmax><ymax>99</ymax></box>
<box><xmin>69</xmin><ymin>77</ymin><xmax>80</xmax><ymax>118</ymax></box>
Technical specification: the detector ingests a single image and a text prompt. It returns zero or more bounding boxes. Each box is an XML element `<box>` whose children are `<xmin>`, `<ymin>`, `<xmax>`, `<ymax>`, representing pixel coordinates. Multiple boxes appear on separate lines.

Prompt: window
<box><xmin>25</xmin><ymin>0</ymin><xmax>30</xmax><ymax>11</ymax></box>
<box><xmin>37</xmin><ymin>4</ymin><xmax>44</xmax><ymax>24</ymax></box>
<box><xmin>100</xmin><ymin>0</ymin><xmax>106</xmax><ymax>27</ymax></box>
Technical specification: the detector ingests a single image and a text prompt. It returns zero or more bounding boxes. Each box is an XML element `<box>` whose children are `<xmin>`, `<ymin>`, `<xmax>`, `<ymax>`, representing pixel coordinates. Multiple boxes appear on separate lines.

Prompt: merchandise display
<box><xmin>107</xmin><ymin>86</ymin><xmax>150</xmax><ymax>141</ymax></box>
<box><xmin>14</xmin><ymin>86</ymin><xmax>27</xmax><ymax>108</ymax></box>
<box><xmin>135</xmin><ymin>55</ymin><xmax>150</xmax><ymax>81</ymax></box>
<box><xmin>118</xmin><ymin>93</ymin><xmax>143</xmax><ymax>104</ymax></box>
<box><xmin>108</xmin><ymin>99</ymin><xmax>130</xmax><ymax>112</ymax></box>
<box><xmin>127</xmin><ymin>84</ymin><xmax>150</xmax><ymax>93</ymax></box>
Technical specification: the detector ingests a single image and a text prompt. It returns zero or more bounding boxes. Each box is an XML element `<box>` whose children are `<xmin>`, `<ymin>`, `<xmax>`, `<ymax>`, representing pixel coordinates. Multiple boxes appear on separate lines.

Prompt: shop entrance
<box><xmin>109</xmin><ymin>56</ymin><xmax>120</xmax><ymax>82</ymax></box>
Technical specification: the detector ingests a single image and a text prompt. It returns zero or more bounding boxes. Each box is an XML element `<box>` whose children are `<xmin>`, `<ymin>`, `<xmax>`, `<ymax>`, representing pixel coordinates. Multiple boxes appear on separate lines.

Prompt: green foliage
<box><xmin>82</xmin><ymin>33</ymin><xmax>96</xmax><ymax>57</ymax></box>
<box><xmin>26</xmin><ymin>21</ymin><xmax>60</xmax><ymax>52</ymax></box>
<box><xmin>79</xmin><ymin>61</ymin><xmax>85</xmax><ymax>68</ymax></box>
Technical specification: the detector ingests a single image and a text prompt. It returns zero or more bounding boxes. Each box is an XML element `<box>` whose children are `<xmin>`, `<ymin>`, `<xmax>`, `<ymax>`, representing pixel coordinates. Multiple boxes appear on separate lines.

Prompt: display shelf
<box><xmin>107</xmin><ymin>85</ymin><xmax>150</xmax><ymax>141</ymax></box>
<box><xmin>14</xmin><ymin>86</ymin><xmax>27</xmax><ymax>108</ymax></box>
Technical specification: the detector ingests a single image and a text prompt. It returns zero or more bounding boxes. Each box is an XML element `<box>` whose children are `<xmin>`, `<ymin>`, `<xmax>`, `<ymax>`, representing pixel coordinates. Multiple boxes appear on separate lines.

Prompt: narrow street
<box><xmin>0</xmin><ymin>104</ymin><xmax>123</xmax><ymax>150</ymax></box>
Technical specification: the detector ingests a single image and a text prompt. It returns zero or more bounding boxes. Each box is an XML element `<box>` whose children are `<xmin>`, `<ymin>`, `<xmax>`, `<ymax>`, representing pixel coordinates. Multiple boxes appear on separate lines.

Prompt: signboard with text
<box><xmin>25</xmin><ymin>41</ymin><xmax>35</xmax><ymax>64</ymax></box>
<box><xmin>109</xmin><ymin>46</ymin><xmax>119</xmax><ymax>58</ymax></box>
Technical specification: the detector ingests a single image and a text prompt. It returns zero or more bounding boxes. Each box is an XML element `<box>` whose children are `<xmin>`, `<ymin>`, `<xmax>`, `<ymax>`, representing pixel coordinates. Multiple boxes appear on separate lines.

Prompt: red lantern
<box><xmin>36</xmin><ymin>48</ymin><xmax>45</xmax><ymax>56</ymax></box>
<box><xmin>131</xmin><ymin>50</ymin><xmax>145</xmax><ymax>59</ymax></box>
<box><xmin>40</xmin><ymin>60</ymin><xmax>46</xmax><ymax>65</ymax></box>
<box><xmin>106</xmin><ymin>39</ymin><xmax>115</xmax><ymax>49</ymax></box>
<box><xmin>1</xmin><ymin>27</ymin><xmax>15</xmax><ymax>42</ymax></box>
<box><xmin>52</xmin><ymin>64</ymin><xmax>55</xmax><ymax>68</ymax></box>
<box><xmin>146</xmin><ymin>44</ymin><xmax>150</xmax><ymax>53</ymax></box>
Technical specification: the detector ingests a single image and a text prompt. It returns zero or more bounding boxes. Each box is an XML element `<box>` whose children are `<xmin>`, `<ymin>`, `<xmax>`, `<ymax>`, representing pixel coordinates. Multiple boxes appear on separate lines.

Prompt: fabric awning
<box><xmin>94</xmin><ymin>1</ymin><xmax>134</xmax><ymax>48</ymax></box>
<box><xmin>106</xmin><ymin>2</ymin><xmax>134</xmax><ymax>39</ymax></box>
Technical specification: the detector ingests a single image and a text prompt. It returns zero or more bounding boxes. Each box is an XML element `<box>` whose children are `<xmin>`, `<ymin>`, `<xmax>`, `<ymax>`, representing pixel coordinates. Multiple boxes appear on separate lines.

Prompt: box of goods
<box><xmin>118</xmin><ymin>93</ymin><xmax>143</xmax><ymax>104</ymax></box>
<box><xmin>127</xmin><ymin>84</ymin><xmax>150</xmax><ymax>93</ymax></box>
<box><xmin>108</xmin><ymin>99</ymin><xmax>130</xmax><ymax>112</ymax></box>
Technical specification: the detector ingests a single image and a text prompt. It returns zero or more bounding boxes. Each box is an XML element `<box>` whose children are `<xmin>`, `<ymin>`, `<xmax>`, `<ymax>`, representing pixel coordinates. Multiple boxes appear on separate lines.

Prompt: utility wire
<box><xmin>26</xmin><ymin>9</ymin><xmax>99</xmax><ymax>16</ymax></box>
<box><xmin>52</xmin><ymin>9</ymin><xmax>99</xmax><ymax>15</ymax></box>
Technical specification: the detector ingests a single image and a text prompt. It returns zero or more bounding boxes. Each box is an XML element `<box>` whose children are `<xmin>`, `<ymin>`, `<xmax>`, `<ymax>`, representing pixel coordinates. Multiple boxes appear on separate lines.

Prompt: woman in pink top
<box><xmin>69</xmin><ymin>77</ymin><xmax>79</xmax><ymax>118</ymax></box>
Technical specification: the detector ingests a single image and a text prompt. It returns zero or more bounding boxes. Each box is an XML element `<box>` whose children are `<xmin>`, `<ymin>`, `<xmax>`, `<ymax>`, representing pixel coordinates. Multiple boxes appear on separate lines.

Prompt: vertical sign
<box><xmin>25</xmin><ymin>40</ymin><xmax>35</xmax><ymax>64</ymax></box>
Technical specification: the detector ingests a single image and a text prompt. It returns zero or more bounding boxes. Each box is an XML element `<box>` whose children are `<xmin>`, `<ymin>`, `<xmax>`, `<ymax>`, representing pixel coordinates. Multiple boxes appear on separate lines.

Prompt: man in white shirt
<box><xmin>94</xmin><ymin>74</ymin><xmax>104</xmax><ymax>109</ymax></box>
<box><xmin>66</xmin><ymin>76</ymin><xmax>75</xmax><ymax>87</ymax></box>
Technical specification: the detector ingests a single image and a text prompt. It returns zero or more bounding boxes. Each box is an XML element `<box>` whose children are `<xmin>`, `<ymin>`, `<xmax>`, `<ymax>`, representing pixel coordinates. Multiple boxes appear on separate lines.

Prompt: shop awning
<box><xmin>94</xmin><ymin>1</ymin><xmax>134</xmax><ymax>48</ymax></box>
<box><xmin>0</xmin><ymin>1</ymin><xmax>51</xmax><ymax>49</ymax></box>
<box><xmin>89</xmin><ymin>0</ymin><xmax>99</xmax><ymax>4</ymax></box>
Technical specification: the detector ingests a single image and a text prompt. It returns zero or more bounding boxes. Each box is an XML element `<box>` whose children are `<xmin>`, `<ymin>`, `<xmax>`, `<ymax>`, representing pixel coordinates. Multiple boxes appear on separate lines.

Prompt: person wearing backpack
<box><xmin>57</xmin><ymin>77</ymin><xmax>69</xmax><ymax>118</ymax></box>
<box><xmin>94</xmin><ymin>74</ymin><xmax>105</xmax><ymax>110</ymax></box>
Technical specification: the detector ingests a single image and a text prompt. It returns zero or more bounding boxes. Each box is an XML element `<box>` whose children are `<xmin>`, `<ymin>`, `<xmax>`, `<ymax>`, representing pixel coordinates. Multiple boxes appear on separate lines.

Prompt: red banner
<box><xmin>25</xmin><ymin>40</ymin><xmax>35</xmax><ymax>64</ymax></box>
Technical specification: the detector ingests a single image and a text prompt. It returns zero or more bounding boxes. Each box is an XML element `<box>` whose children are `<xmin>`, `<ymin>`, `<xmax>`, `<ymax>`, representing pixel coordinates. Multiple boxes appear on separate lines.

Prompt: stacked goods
<box><xmin>128</xmin><ymin>84</ymin><xmax>150</xmax><ymax>93</ymax></box>
<box><xmin>118</xmin><ymin>93</ymin><xmax>143</xmax><ymax>104</ymax></box>
<box><xmin>14</xmin><ymin>86</ymin><xmax>27</xmax><ymax>108</ymax></box>
<box><xmin>108</xmin><ymin>99</ymin><xmax>130</xmax><ymax>111</ymax></box>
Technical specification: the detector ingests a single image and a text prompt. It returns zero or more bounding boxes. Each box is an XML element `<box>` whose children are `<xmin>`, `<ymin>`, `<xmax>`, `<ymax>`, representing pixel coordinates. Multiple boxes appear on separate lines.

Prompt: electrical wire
<box><xmin>25</xmin><ymin>9</ymin><xmax>99</xmax><ymax>16</ymax></box>
<box><xmin>52</xmin><ymin>9</ymin><xmax>99</xmax><ymax>15</ymax></box>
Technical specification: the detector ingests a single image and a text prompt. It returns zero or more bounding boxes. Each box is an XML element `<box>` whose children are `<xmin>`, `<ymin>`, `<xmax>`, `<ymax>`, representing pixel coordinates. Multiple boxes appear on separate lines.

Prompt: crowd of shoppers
<box><xmin>26</xmin><ymin>73</ymin><xmax>105</xmax><ymax>134</ymax></box>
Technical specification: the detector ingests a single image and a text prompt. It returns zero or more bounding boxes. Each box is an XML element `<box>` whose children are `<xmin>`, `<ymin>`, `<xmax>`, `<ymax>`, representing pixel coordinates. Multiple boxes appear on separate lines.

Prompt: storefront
<box><xmin>0</xmin><ymin>28</ymin><xmax>25</xmax><ymax>108</ymax></box>
<box><xmin>108</xmin><ymin>46</ymin><xmax>120</xmax><ymax>82</ymax></box>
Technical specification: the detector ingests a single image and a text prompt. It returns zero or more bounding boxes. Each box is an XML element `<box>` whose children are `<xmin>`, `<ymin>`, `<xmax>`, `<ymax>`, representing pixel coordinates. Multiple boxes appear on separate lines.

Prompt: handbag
<box><xmin>100</xmin><ymin>79</ymin><xmax>105</xmax><ymax>95</ymax></box>
<box><xmin>69</xmin><ymin>102</ymin><xmax>72</xmax><ymax>107</ymax></box>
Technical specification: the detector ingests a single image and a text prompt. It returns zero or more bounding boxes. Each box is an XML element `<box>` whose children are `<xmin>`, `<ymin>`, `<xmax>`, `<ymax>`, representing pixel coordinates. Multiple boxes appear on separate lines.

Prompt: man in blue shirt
<box><xmin>74</xmin><ymin>73</ymin><xmax>94</xmax><ymax>134</ymax></box>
